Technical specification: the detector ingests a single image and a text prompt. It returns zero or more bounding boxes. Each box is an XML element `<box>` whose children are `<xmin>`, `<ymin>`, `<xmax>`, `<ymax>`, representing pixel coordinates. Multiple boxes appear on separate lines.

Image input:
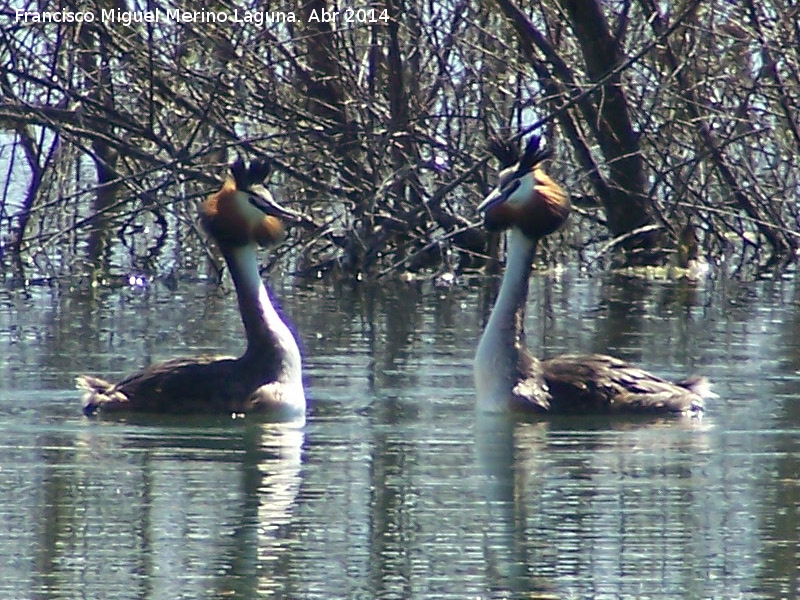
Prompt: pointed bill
<box><xmin>247</xmin><ymin>185</ymin><xmax>303</xmax><ymax>223</ymax></box>
<box><xmin>477</xmin><ymin>179</ymin><xmax>521</xmax><ymax>213</ymax></box>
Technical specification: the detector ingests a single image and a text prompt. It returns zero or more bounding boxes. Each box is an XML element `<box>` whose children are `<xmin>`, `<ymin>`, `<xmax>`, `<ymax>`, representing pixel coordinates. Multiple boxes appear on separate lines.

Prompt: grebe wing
<box><xmin>79</xmin><ymin>355</ymin><xmax>241</xmax><ymax>415</ymax></box>
<box><xmin>541</xmin><ymin>354</ymin><xmax>706</xmax><ymax>414</ymax></box>
<box><xmin>510</xmin><ymin>348</ymin><xmax>552</xmax><ymax>412</ymax></box>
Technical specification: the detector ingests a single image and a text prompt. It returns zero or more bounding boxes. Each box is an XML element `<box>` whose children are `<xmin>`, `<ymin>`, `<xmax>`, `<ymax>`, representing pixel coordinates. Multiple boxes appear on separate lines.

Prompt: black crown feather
<box><xmin>230</xmin><ymin>158</ymin><xmax>272</xmax><ymax>191</ymax></box>
<box><xmin>488</xmin><ymin>135</ymin><xmax>552</xmax><ymax>173</ymax></box>
<box><xmin>515</xmin><ymin>136</ymin><xmax>552</xmax><ymax>175</ymax></box>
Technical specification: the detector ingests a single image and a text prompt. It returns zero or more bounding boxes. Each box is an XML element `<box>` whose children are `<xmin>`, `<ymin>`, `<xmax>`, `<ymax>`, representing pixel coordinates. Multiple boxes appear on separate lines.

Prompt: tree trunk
<box><xmin>494</xmin><ymin>0</ymin><xmax>670</xmax><ymax>265</ymax></box>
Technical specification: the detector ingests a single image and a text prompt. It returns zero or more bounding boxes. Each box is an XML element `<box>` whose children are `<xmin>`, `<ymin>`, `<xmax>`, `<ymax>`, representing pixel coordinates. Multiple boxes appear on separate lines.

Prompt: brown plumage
<box><xmin>509</xmin><ymin>352</ymin><xmax>710</xmax><ymax>414</ymax></box>
<box><xmin>78</xmin><ymin>159</ymin><xmax>306</xmax><ymax>420</ymax></box>
<box><xmin>474</xmin><ymin>136</ymin><xmax>711</xmax><ymax>415</ymax></box>
<box><xmin>78</xmin><ymin>356</ymin><xmax>282</xmax><ymax>415</ymax></box>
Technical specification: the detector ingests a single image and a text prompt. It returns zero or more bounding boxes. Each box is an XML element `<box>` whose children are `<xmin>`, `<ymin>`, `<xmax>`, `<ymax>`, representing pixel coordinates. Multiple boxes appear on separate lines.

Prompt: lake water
<box><xmin>1</xmin><ymin>266</ymin><xmax>799</xmax><ymax>599</ymax></box>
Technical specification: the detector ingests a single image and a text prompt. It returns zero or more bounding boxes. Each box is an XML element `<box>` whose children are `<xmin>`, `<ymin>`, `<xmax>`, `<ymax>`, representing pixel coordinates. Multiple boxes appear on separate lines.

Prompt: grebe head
<box><xmin>477</xmin><ymin>136</ymin><xmax>571</xmax><ymax>240</ymax></box>
<box><xmin>201</xmin><ymin>158</ymin><xmax>302</xmax><ymax>248</ymax></box>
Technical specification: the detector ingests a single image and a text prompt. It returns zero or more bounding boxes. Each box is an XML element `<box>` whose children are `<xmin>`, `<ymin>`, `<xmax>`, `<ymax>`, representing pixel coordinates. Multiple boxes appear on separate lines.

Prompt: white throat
<box><xmin>474</xmin><ymin>229</ymin><xmax>537</xmax><ymax>411</ymax></box>
<box><xmin>230</xmin><ymin>245</ymin><xmax>304</xmax><ymax>392</ymax></box>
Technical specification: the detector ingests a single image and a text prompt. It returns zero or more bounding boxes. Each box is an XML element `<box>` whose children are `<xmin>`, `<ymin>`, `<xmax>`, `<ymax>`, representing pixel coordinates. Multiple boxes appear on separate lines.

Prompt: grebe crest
<box><xmin>478</xmin><ymin>135</ymin><xmax>571</xmax><ymax>240</ymax></box>
<box><xmin>201</xmin><ymin>159</ymin><xmax>300</xmax><ymax>248</ymax></box>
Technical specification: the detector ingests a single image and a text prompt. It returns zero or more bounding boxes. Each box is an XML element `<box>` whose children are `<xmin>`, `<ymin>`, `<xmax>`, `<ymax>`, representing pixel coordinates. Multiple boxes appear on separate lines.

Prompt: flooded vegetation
<box><xmin>2</xmin><ymin>0</ymin><xmax>799</xmax><ymax>282</ymax></box>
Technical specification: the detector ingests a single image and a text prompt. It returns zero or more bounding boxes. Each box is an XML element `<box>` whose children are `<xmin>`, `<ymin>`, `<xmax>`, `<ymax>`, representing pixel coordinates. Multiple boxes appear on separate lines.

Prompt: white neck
<box><xmin>474</xmin><ymin>228</ymin><xmax>538</xmax><ymax>411</ymax></box>
<box><xmin>228</xmin><ymin>245</ymin><xmax>304</xmax><ymax>394</ymax></box>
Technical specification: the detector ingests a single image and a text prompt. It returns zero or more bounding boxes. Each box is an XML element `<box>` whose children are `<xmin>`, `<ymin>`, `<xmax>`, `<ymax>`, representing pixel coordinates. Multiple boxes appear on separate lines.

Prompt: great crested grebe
<box><xmin>78</xmin><ymin>159</ymin><xmax>306</xmax><ymax>420</ymax></box>
<box><xmin>474</xmin><ymin>136</ymin><xmax>712</xmax><ymax>415</ymax></box>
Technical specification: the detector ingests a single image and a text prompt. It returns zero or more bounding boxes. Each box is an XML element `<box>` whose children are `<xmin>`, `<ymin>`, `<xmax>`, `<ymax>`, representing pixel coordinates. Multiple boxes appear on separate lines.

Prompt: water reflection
<box><xmin>1</xmin><ymin>269</ymin><xmax>800</xmax><ymax>598</ymax></box>
<box><xmin>475</xmin><ymin>414</ymin><xmax>722</xmax><ymax>598</ymax></box>
<box><xmin>22</xmin><ymin>419</ymin><xmax>303</xmax><ymax>600</ymax></box>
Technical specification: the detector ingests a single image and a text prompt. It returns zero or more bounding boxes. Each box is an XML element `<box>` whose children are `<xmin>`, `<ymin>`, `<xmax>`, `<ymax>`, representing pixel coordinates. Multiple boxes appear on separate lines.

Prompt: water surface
<box><xmin>1</xmin><ymin>268</ymin><xmax>799</xmax><ymax>599</ymax></box>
